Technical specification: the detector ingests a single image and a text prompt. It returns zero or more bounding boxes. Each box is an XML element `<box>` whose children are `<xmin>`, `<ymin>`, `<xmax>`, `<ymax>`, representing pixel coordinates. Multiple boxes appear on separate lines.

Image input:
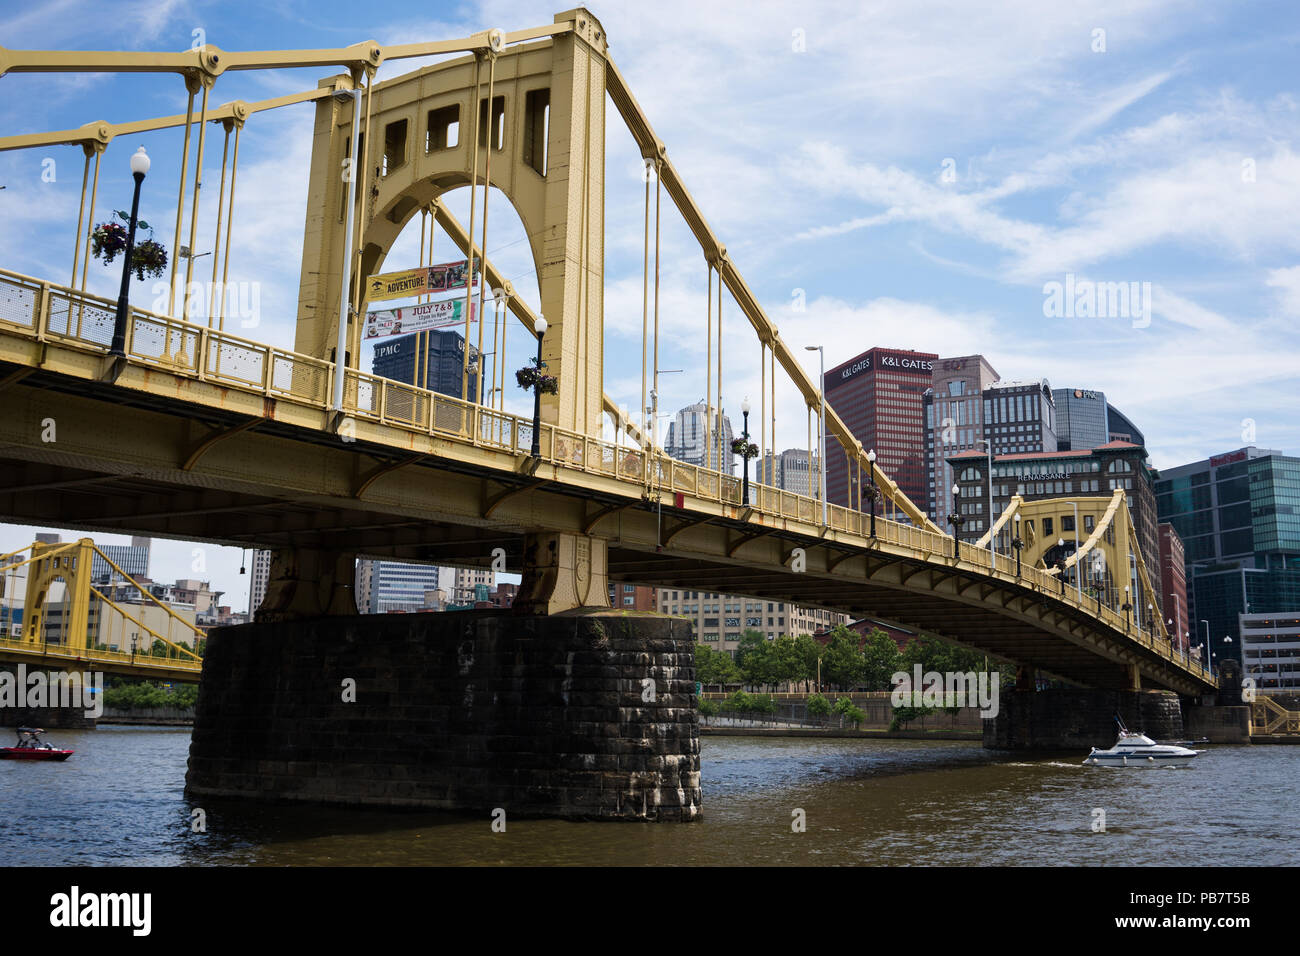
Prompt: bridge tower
<box><xmin>20</xmin><ymin>539</ymin><xmax>93</xmax><ymax>652</ymax></box>
<box><xmin>294</xmin><ymin>8</ymin><xmax>606</xmax><ymax>441</ymax></box>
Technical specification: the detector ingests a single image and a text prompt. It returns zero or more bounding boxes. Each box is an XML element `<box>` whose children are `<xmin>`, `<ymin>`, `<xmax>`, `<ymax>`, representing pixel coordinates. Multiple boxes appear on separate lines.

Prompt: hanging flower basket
<box><xmin>130</xmin><ymin>239</ymin><xmax>168</xmax><ymax>280</ymax></box>
<box><xmin>516</xmin><ymin>358</ymin><xmax>558</xmax><ymax>395</ymax></box>
<box><xmin>862</xmin><ymin>482</ymin><xmax>881</xmax><ymax>503</ymax></box>
<box><xmin>90</xmin><ymin>222</ymin><xmax>128</xmax><ymax>263</ymax></box>
<box><xmin>730</xmin><ymin>438</ymin><xmax>758</xmax><ymax>458</ymax></box>
<box><xmin>90</xmin><ymin>211</ymin><xmax>168</xmax><ymax>280</ymax></box>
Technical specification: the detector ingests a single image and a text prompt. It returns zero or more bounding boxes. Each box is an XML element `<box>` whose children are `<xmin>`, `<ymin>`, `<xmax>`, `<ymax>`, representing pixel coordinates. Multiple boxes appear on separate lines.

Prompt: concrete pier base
<box><xmin>184</xmin><ymin>610</ymin><xmax>700</xmax><ymax>821</ymax></box>
<box><xmin>984</xmin><ymin>688</ymin><xmax>1183</xmax><ymax>750</ymax></box>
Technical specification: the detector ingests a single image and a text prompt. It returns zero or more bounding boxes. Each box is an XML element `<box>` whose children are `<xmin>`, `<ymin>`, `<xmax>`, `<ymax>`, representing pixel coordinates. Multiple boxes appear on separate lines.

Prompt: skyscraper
<box><xmin>981</xmin><ymin>379</ymin><xmax>1057</xmax><ymax>457</ymax></box>
<box><xmin>1052</xmin><ymin>388</ymin><xmax>1109</xmax><ymax>452</ymax></box>
<box><xmin>1155</xmin><ymin>446</ymin><xmax>1300</xmax><ymax>668</ymax></box>
<box><xmin>924</xmin><ymin>354</ymin><xmax>1000</xmax><ymax>521</ymax></box>
<box><xmin>664</xmin><ymin>401</ymin><xmax>735</xmax><ymax>473</ymax></box>
<box><xmin>825</xmin><ymin>347</ymin><xmax>937</xmax><ymax>514</ymax></box>
<box><xmin>371</xmin><ymin>327</ymin><xmax>479</xmax><ymax>399</ymax></box>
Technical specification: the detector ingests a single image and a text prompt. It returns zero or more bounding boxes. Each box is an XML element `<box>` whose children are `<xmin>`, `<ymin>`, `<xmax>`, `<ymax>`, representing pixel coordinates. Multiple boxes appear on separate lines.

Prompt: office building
<box><xmin>982</xmin><ymin>379</ymin><xmax>1057</xmax><ymax>457</ymax></box>
<box><xmin>656</xmin><ymin>588</ymin><xmax>847</xmax><ymax>655</ymax></box>
<box><xmin>924</xmin><ymin>354</ymin><xmax>1001</xmax><ymax>520</ymax></box>
<box><xmin>360</xmin><ymin>560</ymin><xmax>444</xmax><ymax>614</ymax></box>
<box><xmin>1052</xmin><ymin>388</ymin><xmax>1109</xmax><ymax>452</ymax></box>
<box><xmin>1238</xmin><ymin>612</ymin><xmax>1300</xmax><ymax>693</ymax></box>
<box><xmin>248</xmin><ymin>549</ymin><xmax>272</xmax><ymax>618</ymax></box>
<box><xmin>756</xmin><ymin>447</ymin><xmax>819</xmax><ymax>495</ymax></box>
<box><xmin>664</xmin><ymin>401</ymin><xmax>735</xmax><ymax>473</ymax></box>
<box><xmin>610</xmin><ymin>583</ymin><xmax>656</xmax><ymax>610</ymax></box>
<box><xmin>1158</xmin><ymin>523</ymin><xmax>1189</xmax><ymax>652</ymax></box>
<box><xmin>451</xmin><ymin>566</ymin><xmax>496</xmax><ymax>605</ymax></box>
<box><xmin>947</xmin><ymin>440</ymin><xmax>1160</xmax><ymax>607</ymax></box>
<box><xmin>370</xmin><ymin>327</ymin><xmax>479</xmax><ymax>399</ymax></box>
<box><xmin>1155</xmin><ymin>446</ymin><xmax>1300</xmax><ymax>669</ymax></box>
<box><xmin>825</xmin><ymin>347</ymin><xmax>937</xmax><ymax>514</ymax></box>
<box><xmin>1107</xmin><ymin>404</ymin><xmax>1146</xmax><ymax>448</ymax></box>
<box><xmin>91</xmin><ymin>536</ymin><xmax>151</xmax><ymax>582</ymax></box>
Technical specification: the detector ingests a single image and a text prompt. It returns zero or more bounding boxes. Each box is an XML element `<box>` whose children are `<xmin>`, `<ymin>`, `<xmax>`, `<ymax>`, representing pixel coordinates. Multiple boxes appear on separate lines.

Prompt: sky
<box><xmin>1</xmin><ymin>0</ymin><xmax>1298</xmax><ymax>610</ymax></box>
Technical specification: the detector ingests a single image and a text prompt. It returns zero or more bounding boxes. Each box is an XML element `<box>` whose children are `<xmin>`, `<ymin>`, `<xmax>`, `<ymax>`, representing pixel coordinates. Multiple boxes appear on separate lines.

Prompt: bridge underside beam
<box><xmin>0</xmin><ymin>364</ymin><xmax>1208</xmax><ymax>695</ymax></box>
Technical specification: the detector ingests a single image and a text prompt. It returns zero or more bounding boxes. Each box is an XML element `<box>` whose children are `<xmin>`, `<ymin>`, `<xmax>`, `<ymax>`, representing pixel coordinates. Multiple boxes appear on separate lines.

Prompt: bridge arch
<box><xmin>295</xmin><ymin>10</ymin><xmax>609</xmax><ymax>437</ymax></box>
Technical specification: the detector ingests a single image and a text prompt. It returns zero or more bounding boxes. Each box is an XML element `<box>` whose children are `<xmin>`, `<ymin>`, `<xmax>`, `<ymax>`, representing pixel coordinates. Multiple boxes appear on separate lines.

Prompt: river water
<box><xmin>2</xmin><ymin>726</ymin><xmax>1295</xmax><ymax>866</ymax></box>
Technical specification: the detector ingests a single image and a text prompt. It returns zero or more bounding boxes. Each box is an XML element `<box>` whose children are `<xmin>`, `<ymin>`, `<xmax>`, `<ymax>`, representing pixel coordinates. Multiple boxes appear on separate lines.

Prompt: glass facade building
<box><xmin>1155</xmin><ymin>447</ymin><xmax>1300</xmax><ymax>669</ymax></box>
<box><xmin>1052</xmin><ymin>388</ymin><xmax>1109</xmax><ymax>452</ymax></box>
<box><xmin>664</xmin><ymin>401</ymin><xmax>735</xmax><ymax>473</ymax></box>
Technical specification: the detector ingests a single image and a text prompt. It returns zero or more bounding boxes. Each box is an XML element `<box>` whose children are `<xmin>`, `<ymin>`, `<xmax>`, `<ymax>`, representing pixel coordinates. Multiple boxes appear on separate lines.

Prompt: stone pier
<box><xmin>185</xmin><ymin>610</ymin><xmax>700</xmax><ymax>821</ymax></box>
<box><xmin>984</xmin><ymin>688</ymin><xmax>1183</xmax><ymax>750</ymax></box>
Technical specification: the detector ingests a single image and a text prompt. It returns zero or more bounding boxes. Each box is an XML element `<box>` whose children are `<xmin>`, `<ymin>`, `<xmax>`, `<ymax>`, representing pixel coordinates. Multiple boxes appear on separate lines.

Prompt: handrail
<box><xmin>0</xmin><ymin>267</ymin><xmax>1212</xmax><ymax>684</ymax></box>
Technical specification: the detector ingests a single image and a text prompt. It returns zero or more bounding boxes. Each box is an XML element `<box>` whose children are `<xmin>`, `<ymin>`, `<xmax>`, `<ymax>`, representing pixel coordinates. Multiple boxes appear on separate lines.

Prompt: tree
<box><xmin>696</xmin><ymin>643</ymin><xmax>742</xmax><ymax>690</ymax></box>
<box><xmin>861</xmin><ymin>628</ymin><xmax>902</xmax><ymax>691</ymax></box>
<box><xmin>820</xmin><ymin>624</ymin><xmax>865</xmax><ymax>690</ymax></box>
<box><xmin>806</xmin><ymin>693</ymin><xmax>832</xmax><ymax>722</ymax></box>
<box><xmin>792</xmin><ymin>634</ymin><xmax>822</xmax><ymax>691</ymax></box>
<box><xmin>769</xmin><ymin>635</ymin><xmax>803</xmax><ymax>689</ymax></box>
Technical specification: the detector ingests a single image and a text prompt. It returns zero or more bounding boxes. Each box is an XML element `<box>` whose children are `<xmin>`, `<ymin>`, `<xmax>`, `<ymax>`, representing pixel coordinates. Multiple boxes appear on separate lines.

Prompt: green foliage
<box><xmin>719</xmin><ymin>690</ymin><xmax>777</xmax><ymax>715</ymax></box>
<box><xmin>820</xmin><ymin>624</ymin><xmax>865</xmax><ymax>690</ymax></box>
<box><xmin>698</xmin><ymin>698</ymin><xmax>719</xmax><ymax>717</ymax></box>
<box><xmin>792</xmin><ymin>634</ymin><xmax>822</xmax><ymax>687</ymax></box>
<box><xmin>806</xmin><ymin>693</ymin><xmax>832</xmax><ymax>718</ymax></box>
<box><xmin>695</xmin><ymin>643</ymin><xmax>742</xmax><ymax>689</ymax></box>
<box><xmin>889</xmin><ymin>704</ymin><xmax>935</xmax><ymax>731</ymax></box>
<box><xmin>103</xmin><ymin>680</ymin><xmax>198</xmax><ymax>711</ymax></box>
<box><xmin>833</xmin><ymin>696</ymin><xmax>866</xmax><ymax>727</ymax></box>
<box><xmin>860</xmin><ymin>628</ymin><xmax>902</xmax><ymax>691</ymax></box>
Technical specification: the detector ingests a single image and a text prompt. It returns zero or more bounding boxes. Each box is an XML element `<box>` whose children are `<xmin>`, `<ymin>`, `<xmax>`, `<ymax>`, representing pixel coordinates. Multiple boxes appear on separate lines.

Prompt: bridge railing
<box><xmin>0</xmin><ymin>269</ymin><xmax>1212</xmax><ymax>683</ymax></box>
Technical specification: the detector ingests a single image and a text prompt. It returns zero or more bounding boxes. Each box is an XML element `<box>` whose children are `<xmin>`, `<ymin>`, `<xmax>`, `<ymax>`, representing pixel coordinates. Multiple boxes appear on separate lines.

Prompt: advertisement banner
<box><xmin>363</xmin><ymin>298</ymin><xmax>475</xmax><ymax>340</ymax></box>
<box><xmin>365</xmin><ymin>260</ymin><xmax>476</xmax><ymax>302</ymax></box>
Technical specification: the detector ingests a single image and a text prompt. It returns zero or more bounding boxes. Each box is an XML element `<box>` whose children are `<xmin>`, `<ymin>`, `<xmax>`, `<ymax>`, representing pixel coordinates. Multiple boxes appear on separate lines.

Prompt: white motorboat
<box><xmin>1083</xmin><ymin>728</ymin><xmax>1203</xmax><ymax>768</ymax></box>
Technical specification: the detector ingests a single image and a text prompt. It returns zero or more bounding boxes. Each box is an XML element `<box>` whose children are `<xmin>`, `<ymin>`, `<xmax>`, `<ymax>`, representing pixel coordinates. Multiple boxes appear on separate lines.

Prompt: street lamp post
<box><xmin>1057</xmin><ymin>537</ymin><xmax>1067</xmax><ymax>594</ymax></box>
<box><xmin>109</xmin><ymin>146</ymin><xmax>151</xmax><ymax>357</ymax></box>
<box><xmin>866</xmin><ymin>448</ymin><xmax>877</xmax><ymax>538</ymax></box>
<box><xmin>947</xmin><ymin>482</ymin><xmax>963</xmax><ymax>559</ymax></box>
<box><xmin>977</xmin><ymin>438</ymin><xmax>994</xmax><ymax>559</ymax></box>
<box><xmin>740</xmin><ymin>397</ymin><xmax>752</xmax><ymax>505</ymax></box>
<box><xmin>529</xmin><ymin>315</ymin><xmax>547</xmax><ymax>458</ymax></box>
<box><xmin>1122</xmin><ymin>585</ymin><xmax>1132</xmax><ymax>630</ymax></box>
<box><xmin>1011</xmin><ymin>512</ymin><xmax>1023</xmax><ymax>576</ymax></box>
<box><xmin>805</xmin><ymin>345</ymin><xmax>826</xmax><ymax>526</ymax></box>
<box><xmin>1200</xmin><ymin>619</ymin><xmax>1210</xmax><ymax>673</ymax></box>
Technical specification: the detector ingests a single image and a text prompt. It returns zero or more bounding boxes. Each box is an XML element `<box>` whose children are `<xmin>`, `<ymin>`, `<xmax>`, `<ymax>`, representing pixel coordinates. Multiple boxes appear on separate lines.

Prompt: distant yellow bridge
<box><xmin>0</xmin><ymin>538</ymin><xmax>203</xmax><ymax>680</ymax></box>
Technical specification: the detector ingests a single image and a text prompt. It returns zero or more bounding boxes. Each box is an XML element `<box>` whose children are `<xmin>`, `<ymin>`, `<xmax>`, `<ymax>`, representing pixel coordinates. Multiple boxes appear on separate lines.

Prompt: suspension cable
<box><xmin>705</xmin><ymin>262</ymin><xmax>712</xmax><ymax>472</ymax></box>
<box><xmin>182</xmin><ymin>78</ymin><xmax>212</xmax><ymax>326</ymax></box>
<box><xmin>475</xmin><ymin>51</ymin><xmax>497</xmax><ymax>418</ymax></box>
<box><xmin>461</xmin><ymin>52</ymin><xmax>483</xmax><ymax>415</ymax></box>
<box><xmin>167</xmin><ymin>78</ymin><xmax>197</xmax><ymax>321</ymax></box>
<box><xmin>70</xmin><ymin>145</ymin><xmax>92</xmax><ymax>290</ymax></box>
<box><xmin>640</xmin><ymin>158</ymin><xmax>650</xmax><ymax>449</ymax></box>
<box><xmin>216</xmin><ymin>118</ymin><xmax>241</xmax><ymax>331</ymax></box>
<box><xmin>207</xmin><ymin>120</ymin><xmax>232</xmax><ymax>328</ymax></box>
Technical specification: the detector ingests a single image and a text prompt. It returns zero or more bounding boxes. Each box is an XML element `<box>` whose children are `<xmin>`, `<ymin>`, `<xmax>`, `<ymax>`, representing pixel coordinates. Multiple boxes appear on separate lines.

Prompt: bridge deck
<box><xmin>0</xmin><ymin>269</ymin><xmax>1213</xmax><ymax>694</ymax></box>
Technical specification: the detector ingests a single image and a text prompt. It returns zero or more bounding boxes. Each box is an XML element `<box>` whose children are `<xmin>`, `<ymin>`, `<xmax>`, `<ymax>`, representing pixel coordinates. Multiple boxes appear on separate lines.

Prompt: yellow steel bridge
<box><xmin>0</xmin><ymin>7</ymin><xmax>1213</xmax><ymax>695</ymax></box>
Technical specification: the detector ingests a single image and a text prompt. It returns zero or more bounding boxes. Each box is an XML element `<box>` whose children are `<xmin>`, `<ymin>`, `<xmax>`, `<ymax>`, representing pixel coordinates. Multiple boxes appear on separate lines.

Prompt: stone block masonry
<box><xmin>185</xmin><ymin>610</ymin><xmax>701</xmax><ymax>821</ymax></box>
<box><xmin>984</xmin><ymin>688</ymin><xmax>1184</xmax><ymax>750</ymax></box>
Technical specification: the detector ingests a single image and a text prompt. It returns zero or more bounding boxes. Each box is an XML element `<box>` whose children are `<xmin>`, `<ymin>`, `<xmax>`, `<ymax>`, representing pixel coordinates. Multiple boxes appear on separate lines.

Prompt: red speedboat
<box><xmin>0</xmin><ymin>727</ymin><xmax>74</xmax><ymax>761</ymax></box>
